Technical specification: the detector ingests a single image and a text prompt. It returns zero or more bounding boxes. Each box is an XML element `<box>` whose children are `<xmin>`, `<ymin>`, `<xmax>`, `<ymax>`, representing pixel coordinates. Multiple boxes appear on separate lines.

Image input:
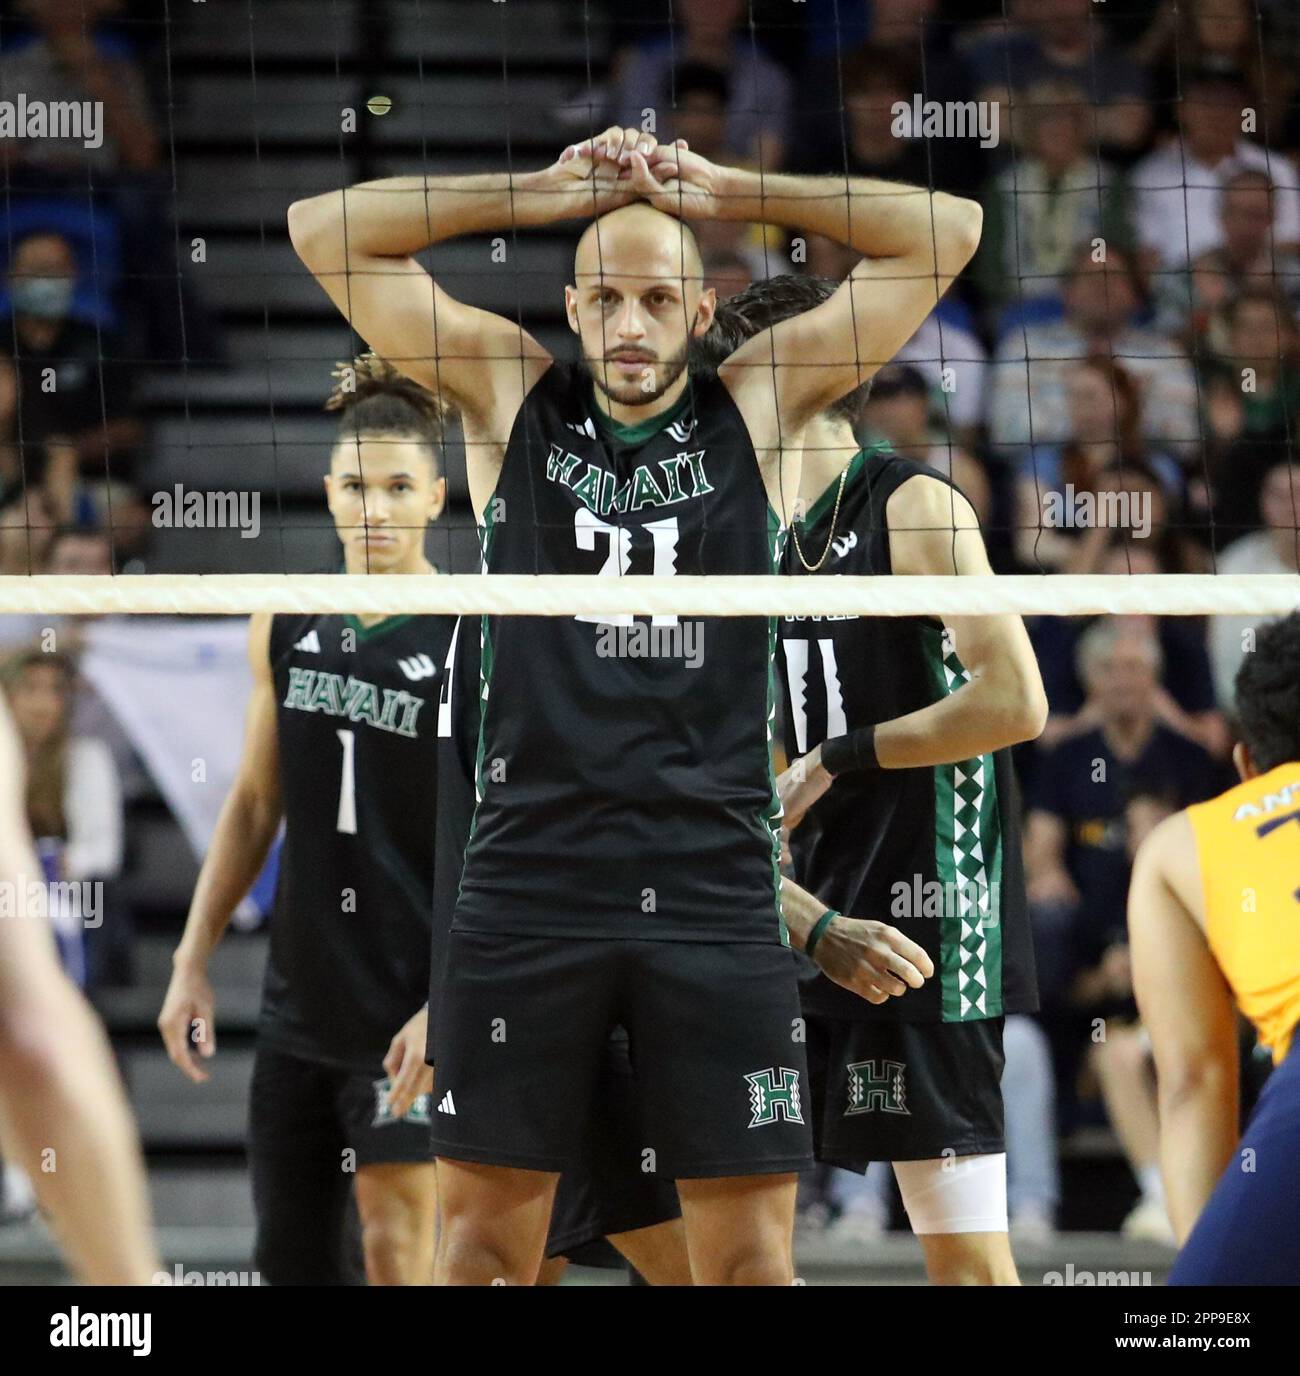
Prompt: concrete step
<box><xmin>133</xmin><ymin>933</ymin><xmax>269</xmax><ymax>991</ymax></box>
<box><xmin>168</xmin><ymin>0</ymin><xmax>362</xmax><ymax>63</ymax></box>
<box><xmin>121</xmin><ymin>1045</ymin><xmax>254</xmax><ymax>1151</ymax></box>
<box><xmin>171</xmin><ymin>72</ymin><xmax>589</xmax><ymax>151</ymax></box>
<box><xmin>166</xmin><ymin>0</ymin><xmax>603</xmax><ymax>67</ymax></box>
<box><xmin>177</xmin><ymin>232</ymin><xmax>574</xmax><ymax>318</ymax></box>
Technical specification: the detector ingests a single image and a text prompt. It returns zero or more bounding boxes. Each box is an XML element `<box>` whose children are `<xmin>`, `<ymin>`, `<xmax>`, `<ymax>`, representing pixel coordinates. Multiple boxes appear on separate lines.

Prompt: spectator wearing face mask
<box><xmin>0</xmin><ymin>0</ymin><xmax>225</xmax><ymax>364</ymax></box>
<box><xmin>0</xmin><ymin>230</ymin><xmax>142</xmax><ymax>517</ymax></box>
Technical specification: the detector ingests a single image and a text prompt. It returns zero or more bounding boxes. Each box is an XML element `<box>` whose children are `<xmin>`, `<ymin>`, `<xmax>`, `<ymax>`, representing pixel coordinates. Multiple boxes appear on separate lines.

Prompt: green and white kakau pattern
<box><xmin>939</xmin><ymin>648</ymin><xmax>1003</xmax><ymax>1021</ymax></box>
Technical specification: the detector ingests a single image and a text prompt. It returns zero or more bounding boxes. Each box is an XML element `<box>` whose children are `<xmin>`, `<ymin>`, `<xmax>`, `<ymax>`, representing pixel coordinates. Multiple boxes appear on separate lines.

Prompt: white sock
<box><xmin>1137</xmin><ymin>1163</ymin><xmax>1164</xmax><ymax>1206</ymax></box>
<box><xmin>1</xmin><ymin>1164</ymin><xmax>35</xmax><ymax>1212</ymax></box>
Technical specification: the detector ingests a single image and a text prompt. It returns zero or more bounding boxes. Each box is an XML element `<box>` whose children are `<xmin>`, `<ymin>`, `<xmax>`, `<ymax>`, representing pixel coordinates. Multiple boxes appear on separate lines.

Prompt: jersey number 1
<box><xmin>335</xmin><ymin>728</ymin><xmax>357</xmax><ymax>834</ymax></box>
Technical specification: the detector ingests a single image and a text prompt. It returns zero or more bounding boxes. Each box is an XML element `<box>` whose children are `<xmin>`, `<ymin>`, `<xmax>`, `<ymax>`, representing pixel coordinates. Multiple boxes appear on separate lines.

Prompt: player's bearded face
<box><xmin>583</xmin><ymin>334</ymin><xmax>690</xmax><ymax>407</ymax></box>
<box><xmin>572</xmin><ymin>276</ymin><xmax>699</xmax><ymax>408</ymax></box>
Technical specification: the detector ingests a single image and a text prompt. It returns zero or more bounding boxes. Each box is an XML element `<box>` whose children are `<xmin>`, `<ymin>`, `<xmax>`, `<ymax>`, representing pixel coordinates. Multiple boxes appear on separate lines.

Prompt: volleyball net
<box><xmin>0</xmin><ymin>0</ymin><xmax>1297</xmax><ymax>629</ymax></box>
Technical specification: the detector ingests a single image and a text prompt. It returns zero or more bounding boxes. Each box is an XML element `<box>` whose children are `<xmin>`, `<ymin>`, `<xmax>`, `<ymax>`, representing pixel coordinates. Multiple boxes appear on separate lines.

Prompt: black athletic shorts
<box><xmin>248</xmin><ymin>1042</ymin><xmax>434</xmax><ymax>1285</ymax></box>
<box><xmin>431</xmin><ymin>931</ymin><xmax>812</xmax><ymax>1180</ymax></box>
<box><xmin>546</xmin><ymin>1031</ymin><xmax>681</xmax><ymax>1259</ymax></box>
<box><xmin>805</xmin><ymin>1014</ymin><xmax>1005</xmax><ymax>1169</ymax></box>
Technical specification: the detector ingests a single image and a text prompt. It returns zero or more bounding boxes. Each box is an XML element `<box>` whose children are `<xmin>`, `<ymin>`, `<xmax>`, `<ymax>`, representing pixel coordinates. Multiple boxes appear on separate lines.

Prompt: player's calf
<box><xmin>355</xmin><ymin>1163</ymin><xmax>437</xmax><ymax>1285</ymax></box>
<box><xmin>895</xmin><ymin>1155</ymin><xmax>1020</xmax><ymax>1286</ymax></box>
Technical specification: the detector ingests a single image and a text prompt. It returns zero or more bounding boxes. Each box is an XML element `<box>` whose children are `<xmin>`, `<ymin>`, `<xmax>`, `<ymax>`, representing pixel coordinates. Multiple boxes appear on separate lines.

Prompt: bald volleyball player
<box><xmin>1130</xmin><ymin>611</ymin><xmax>1300</xmax><ymax>1284</ymax></box>
<box><xmin>0</xmin><ymin>696</ymin><xmax>158</xmax><ymax>1284</ymax></box>
<box><xmin>289</xmin><ymin>124</ymin><xmax>978</xmax><ymax>1285</ymax></box>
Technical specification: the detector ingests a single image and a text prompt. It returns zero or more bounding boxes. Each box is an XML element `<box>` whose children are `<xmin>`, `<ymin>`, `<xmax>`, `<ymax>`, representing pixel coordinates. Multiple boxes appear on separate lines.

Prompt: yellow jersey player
<box><xmin>1129</xmin><ymin>610</ymin><xmax>1300</xmax><ymax>1283</ymax></box>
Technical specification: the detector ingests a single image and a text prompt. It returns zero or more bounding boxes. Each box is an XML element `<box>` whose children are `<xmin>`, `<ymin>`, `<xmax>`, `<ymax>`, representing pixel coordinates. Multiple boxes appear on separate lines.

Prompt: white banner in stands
<box><xmin>79</xmin><ymin>617</ymin><xmax>262</xmax><ymax>892</ymax></box>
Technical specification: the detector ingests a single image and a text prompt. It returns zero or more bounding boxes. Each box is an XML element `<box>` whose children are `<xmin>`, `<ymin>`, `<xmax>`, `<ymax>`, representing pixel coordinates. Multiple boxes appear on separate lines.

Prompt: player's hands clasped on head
<box><xmin>617</xmin><ymin>139</ymin><xmax>723</xmax><ymax>222</ymax></box>
<box><xmin>546</xmin><ymin>126</ymin><xmax>644</xmax><ymax>218</ymax></box>
<box><xmin>559</xmin><ymin>128</ymin><xmax>718</xmax><ymax>221</ymax></box>
<box><xmin>812</xmin><ymin>916</ymin><xmax>935</xmax><ymax>1006</ymax></box>
<box><xmin>157</xmin><ymin>963</ymin><xmax>218</xmax><ymax>1084</ymax></box>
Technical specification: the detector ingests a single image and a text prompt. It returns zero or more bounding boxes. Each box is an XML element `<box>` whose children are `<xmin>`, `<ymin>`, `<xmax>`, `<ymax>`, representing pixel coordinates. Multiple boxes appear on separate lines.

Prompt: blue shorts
<box><xmin>1169</xmin><ymin>1035</ymin><xmax>1300</xmax><ymax>1285</ymax></box>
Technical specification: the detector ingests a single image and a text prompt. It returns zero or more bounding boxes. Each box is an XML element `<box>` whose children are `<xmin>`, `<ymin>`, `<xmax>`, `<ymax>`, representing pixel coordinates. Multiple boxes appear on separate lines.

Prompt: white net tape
<box><xmin>0</xmin><ymin>573</ymin><xmax>1294</xmax><ymax>618</ymax></box>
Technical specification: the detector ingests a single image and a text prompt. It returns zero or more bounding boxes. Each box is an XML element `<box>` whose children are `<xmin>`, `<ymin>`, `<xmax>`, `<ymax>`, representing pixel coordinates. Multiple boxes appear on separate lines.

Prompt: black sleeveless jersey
<box><xmin>260</xmin><ymin>611</ymin><xmax>455</xmax><ymax>1070</ymax></box>
<box><xmin>777</xmin><ymin>447</ymin><xmax>1038</xmax><ymax>1023</ymax></box>
<box><xmin>454</xmin><ymin>361</ymin><xmax>787</xmax><ymax>943</ymax></box>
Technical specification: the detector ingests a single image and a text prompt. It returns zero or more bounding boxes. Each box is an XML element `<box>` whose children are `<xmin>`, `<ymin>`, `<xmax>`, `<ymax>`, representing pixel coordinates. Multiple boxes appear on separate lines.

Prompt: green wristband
<box><xmin>804</xmin><ymin>908</ymin><xmax>840</xmax><ymax>959</ymax></box>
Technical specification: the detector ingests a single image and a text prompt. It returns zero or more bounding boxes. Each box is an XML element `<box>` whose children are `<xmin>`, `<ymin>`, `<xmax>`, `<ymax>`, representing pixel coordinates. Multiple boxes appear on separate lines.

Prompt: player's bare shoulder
<box><xmin>1135</xmin><ymin>808</ymin><xmax>1204</xmax><ymax>929</ymax></box>
<box><xmin>885</xmin><ymin>471</ymin><xmax>984</xmax><ymax>576</ymax></box>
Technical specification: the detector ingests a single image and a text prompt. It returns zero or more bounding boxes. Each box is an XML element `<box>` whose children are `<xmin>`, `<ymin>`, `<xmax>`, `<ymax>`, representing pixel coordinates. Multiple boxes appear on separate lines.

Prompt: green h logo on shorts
<box><xmin>745</xmin><ymin>1067</ymin><xmax>804</xmax><ymax>1127</ymax></box>
<box><xmin>844</xmin><ymin>1060</ymin><xmax>909</xmax><ymax>1116</ymax></box>
<box><xmin>371</xmin><ymin>1078</ymin><xmax>432</xmax><ymax>1128</ymax></box>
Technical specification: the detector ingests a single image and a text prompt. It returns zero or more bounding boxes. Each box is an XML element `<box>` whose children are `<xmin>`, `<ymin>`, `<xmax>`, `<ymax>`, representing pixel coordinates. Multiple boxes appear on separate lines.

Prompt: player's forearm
<box><xmin>288</xmin><ymin>169</ymin><xmax>565</xmax><ymax>264</ymax></box>
<box><xmin>780</xmin><ymin>875</ymin><xmax>833</xmax><ymax>952</ymax></box>
<box><xmin>1158</xmin><ymin>1069</ymin><xmax>1238</xmax><ymax>1243</ymax></box>
<box><xmin>712</xmin><ymin>167</ymin><xmax>982</xmax><ymax>271</ymax></box>
<box><xmin>0</xmin><ymin>978</ymin><xmax>158</xmax><ymax>1283</ymax></box>
<box><xmin>872</xmin><ymin>665</ymin><xmax>1047</xmax><ymax>769</ymax></box>
<box><xmin>816</xmin><ymin>665</ymin><xmax>1044</xmax><ymax>783</ymax></box>
<box><xmin>175</xmin><ymin>788</ymin><xmax>280</xmax><ymax>970</ymax></box>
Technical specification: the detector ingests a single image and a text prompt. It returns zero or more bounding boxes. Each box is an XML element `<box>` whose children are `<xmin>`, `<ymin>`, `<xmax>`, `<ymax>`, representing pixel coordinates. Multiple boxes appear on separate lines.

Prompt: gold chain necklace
<box><xmin>790</xmin><ymin>463</ymin><xmax>851</xmax><ymax>573</ymax></box>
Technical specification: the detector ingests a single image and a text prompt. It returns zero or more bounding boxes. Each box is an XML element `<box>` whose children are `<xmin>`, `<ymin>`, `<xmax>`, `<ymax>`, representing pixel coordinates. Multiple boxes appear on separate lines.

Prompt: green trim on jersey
<box><xmin>591</xmin><ymin>380</ymin><xmax>694</xmax><ymax>446</ymax></box>
<box><xmin>343</xmin><ymin>613</ymin><xmax>414</xmax><ymax>642</ymax></box>
<box><xmin>796</xmin><ymin>442</ymin><xmax>892</xmax><ymax>536</ymax></box>
<box><xmin>466</xmin><ymin>507</ymin><xmax>500</xmax><ymax>851</ymax></box>
<box><xmin>764</xmin><ymin>503</ymin><xmax>790</xmax><ymax>945</ymax></box>
<box><xmin>924</xmin><ymin>626</ymin><xmax>1005</xmax><ymax>1021</ymax></box>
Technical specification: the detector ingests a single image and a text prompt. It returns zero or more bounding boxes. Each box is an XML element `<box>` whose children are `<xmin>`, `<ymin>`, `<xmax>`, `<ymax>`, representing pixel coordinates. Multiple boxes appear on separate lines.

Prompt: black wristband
<box><xmin>820</xmin><ymin>724</ymin><xmax>878</xmax><ymax>778</ymax></box>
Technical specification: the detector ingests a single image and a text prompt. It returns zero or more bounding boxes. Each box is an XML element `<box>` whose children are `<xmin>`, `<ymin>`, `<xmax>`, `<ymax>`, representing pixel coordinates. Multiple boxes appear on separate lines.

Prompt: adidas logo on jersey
<box><xmin>437</xmin><ymin>1091</ymin><xmax>456</xmax><ymax>1115</ymax></box>
<box><xmin>397</xmin><ymin>653</ymin><xmax>436</xmax><ymax>682</ymax></box>
<box><xmin>831</xmin><ymin>531</ymin><xmax>858</xmax><ymax>560</ymax></box>
<box><xmin>665</xmin><ymin>416</ymin><xmax>698</xmax><ymax>443</ymax></box>
<box><xmin>293</xmin><ymin>630</ymin><xmax>321</xmax><ymax>653</ymax></box>
<box><xmin>566</xmin><ymin>417</ymin><xmax>597</xmax><ymax>440</ymax></box>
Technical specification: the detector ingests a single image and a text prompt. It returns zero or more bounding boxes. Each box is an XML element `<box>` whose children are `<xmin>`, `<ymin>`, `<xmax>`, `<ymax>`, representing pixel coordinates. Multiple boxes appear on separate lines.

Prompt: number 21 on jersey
<box><xmin>573</xmin><ymin>508</ymin><xmax>679</xmax><ymax>627</ymax></box>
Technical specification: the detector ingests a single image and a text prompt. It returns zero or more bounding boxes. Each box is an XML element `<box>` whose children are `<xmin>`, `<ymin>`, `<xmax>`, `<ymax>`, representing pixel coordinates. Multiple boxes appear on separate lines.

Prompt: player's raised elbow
<box><xmin>1015</xmin><ymin>675</ymin><xmax>1050</xmax><ymax>744</ymax></box>
<box><xmin>932</xmin><ymin>193</ymin><xmax>983</xmax><ymax>276</ymax></box>
<box><xmin>980</xmin><ymin>652</ymin><xmax>1047</xmax><ymax>746</ymax></box>
<box><xmin>287</xmin><ymin>192</ymin><xmax>346</xmax><ymax>272</ymax></box>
